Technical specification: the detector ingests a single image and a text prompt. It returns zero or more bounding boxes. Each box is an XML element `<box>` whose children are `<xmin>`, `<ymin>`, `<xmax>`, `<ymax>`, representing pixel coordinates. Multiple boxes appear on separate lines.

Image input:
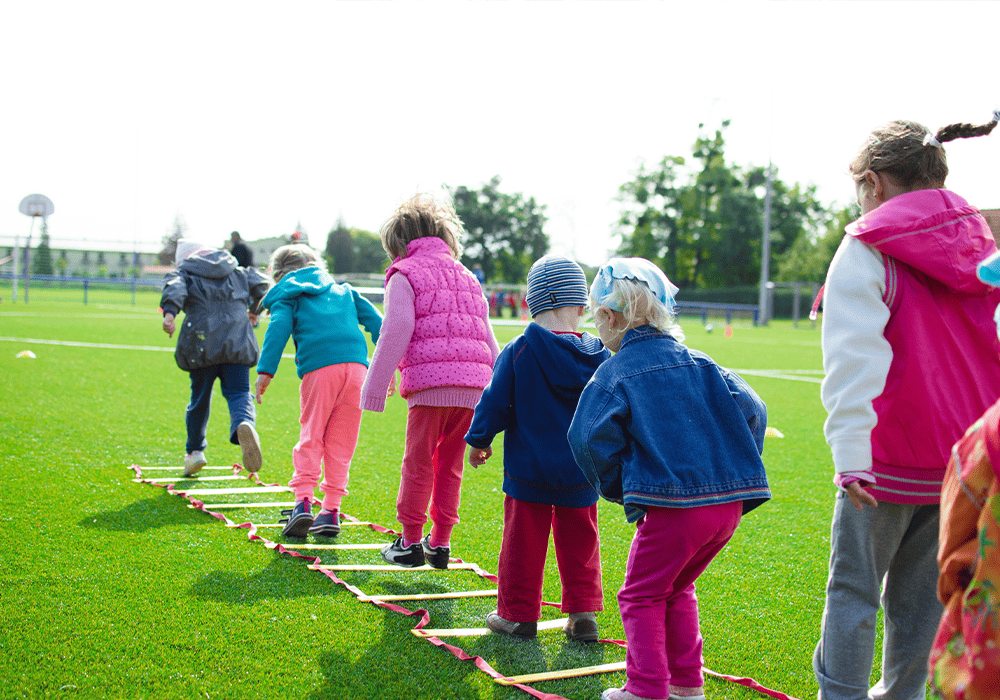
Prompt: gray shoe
<box><xmin>236</xmin><ymin>422</ymin><xmax>262</xmax><ymax>473</ymax></box>
<box><xmin>183</xmin><ymin>450</ymin><xmax>207</xmax><ymax>477</ymax></box>
<box><xmin>485</xmin><ymin>611</ymin><xmax>537</xmax><ymax>639</ymax></box>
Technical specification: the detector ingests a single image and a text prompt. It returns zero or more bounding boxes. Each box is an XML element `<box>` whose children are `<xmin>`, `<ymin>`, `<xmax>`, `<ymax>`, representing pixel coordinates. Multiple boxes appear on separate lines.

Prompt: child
<box><xmin>814</xmin><ymin>115</ymin><xmax>1000</xmax><ymax>700</ymax></box>
<box><xmin>360</xmin><ymin>194</ymin><xmax>500</xmax><ymax>569</ymax></box>
<box><xmin>254</xmin><ymin>244</ymin><xmax>383</xmax><ymax>538</ymax></box>
<box><xmin>567</xmin><ymin>258</ymin><xmax>770</xmax><ymax>700</ymax></box>
<box><xmin>160</xmin><ymin>238</ymin><xmax>269</xmax><ymax>477</ymax></box>
<box><xmin>465</xmin><ymin>255</ymin><xmax>611</xmax><ymax>642</ymax></box>
<box><xmin>929</xmin><ymin>247</ymin><xmax>1000</xmax><ymax>698</ymax></box>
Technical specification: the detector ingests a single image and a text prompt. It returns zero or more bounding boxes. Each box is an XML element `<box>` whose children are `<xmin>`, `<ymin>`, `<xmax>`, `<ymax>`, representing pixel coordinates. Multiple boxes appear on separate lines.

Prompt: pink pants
<box><xmin>396</xmin><ymin>405</ymin><xmax>473</xmax><ymax>545</ymax></box>
<box><xmin>619</xmin><ymin>501</ymin><xmax>742</xmax><ymax>699</ymax></box>
<box><xmin>497</xmin><ymin>495</ymin><xmax>604</xmax><ymax>622</ymax></box>
<box><xmin>288</xmin><ymin>363</ymin><xmax>366</xmax><ymax>511</ymax></box>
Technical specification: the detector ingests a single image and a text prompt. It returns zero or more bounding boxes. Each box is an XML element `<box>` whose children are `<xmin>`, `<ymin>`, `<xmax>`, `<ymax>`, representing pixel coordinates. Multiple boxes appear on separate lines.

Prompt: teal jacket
<box><xmin>257</xmin><ymin>267</ymin><xmax>383</xmax><ymax>379</ymax></box>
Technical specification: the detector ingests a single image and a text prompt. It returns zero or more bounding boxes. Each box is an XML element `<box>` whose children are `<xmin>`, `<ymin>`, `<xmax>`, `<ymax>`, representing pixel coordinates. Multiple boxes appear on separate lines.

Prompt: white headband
<box><xmin>923</xmin><ymin>132</ymin><xmax>942</xmax><ymax>148</ymax></box>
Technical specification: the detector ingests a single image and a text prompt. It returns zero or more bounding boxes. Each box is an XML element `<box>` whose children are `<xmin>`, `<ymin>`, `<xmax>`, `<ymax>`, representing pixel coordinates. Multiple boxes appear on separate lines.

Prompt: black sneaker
<box><xmin>421</xmin><ymin>534</ymin><xmax>450</xmax><ymax>570</ymax></box>
<box><xmin>308</xmin><ymin>511</ymin><xmax>341</xmax><ymax>537</ymax></box>
<box><xmin>381</xmin><ymin>537</ymin><xmax>425</xmax><ymax>568</ymax></box>
<box><xmin>486</xmin><ymin>611</ymin><xmax>537</xmax><ymax>639</ymax></box>
<box><xmin>279</xmin><ymin>501</ymin><xmax>313</xmax><ymax>538</ymax></box>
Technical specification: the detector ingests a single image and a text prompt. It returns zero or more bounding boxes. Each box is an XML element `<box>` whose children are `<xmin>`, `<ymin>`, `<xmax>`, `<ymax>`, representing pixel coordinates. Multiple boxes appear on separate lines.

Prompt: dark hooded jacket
<box><xmin>160</xmin><ymin>250</ymin><xmax>269</xmax><ymax>371</ymax></box>
<box><xmin>465</xmin><ymin>323</ymin><xmax>611</xmax><ymax>507</ymax></box>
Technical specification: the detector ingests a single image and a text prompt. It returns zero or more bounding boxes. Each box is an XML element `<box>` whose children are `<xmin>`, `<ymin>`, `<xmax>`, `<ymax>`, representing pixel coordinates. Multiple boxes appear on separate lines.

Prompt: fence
<box><xmin>0</xmin><ymin>273</ymin><xmax>162</xmax><ymax>307</ymax></box>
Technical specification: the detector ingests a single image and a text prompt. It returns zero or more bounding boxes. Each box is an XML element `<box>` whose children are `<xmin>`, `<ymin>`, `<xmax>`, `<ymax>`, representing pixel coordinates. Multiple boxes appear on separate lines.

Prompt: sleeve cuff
<box><xmin>830</xmin><ymin>439</ymin><xmax>873</xmax><ymax>475</ymax></box>
<box><xmin>360</xmin><ymin>394</ymin><xmax>386</xmax><ymax>413</ymax></box>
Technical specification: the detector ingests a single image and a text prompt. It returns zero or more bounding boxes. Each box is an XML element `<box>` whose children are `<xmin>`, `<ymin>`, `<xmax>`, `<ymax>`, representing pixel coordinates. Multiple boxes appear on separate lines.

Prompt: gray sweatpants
<box><xmin>813</xmin><ymin>493</ymin><xmax>942</xmax><ymax>700</ymax></box>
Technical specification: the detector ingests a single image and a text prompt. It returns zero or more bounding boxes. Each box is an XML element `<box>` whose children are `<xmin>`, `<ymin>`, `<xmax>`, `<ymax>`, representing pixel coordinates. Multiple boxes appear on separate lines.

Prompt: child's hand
<box><xmin>846</xmin><ymin>481</ymin><xmax>878</xmax><ymax>510</ymax></box>
<box><xmin>248</xmin><ymin>312</ymin><xmax>259</xmax><ymax>327</ymax></box>
<box><xmin>255</xmin><ymin>374</ymin><xmax>271</xmax><ymax>404</ymax></box>
<box><xmin>468</xmin><ymin>446</ymin><xmax>492</xmax><ymax>468</ymax></box>
<box><xmin>162</xmin><ymin>313</ymin><xmax>176</xmax><ymax>338</ymax></box>
<box><xmin>387</xmin><ymin>372</ymin><xmax>397</xmax><ymax>398</ymax></box>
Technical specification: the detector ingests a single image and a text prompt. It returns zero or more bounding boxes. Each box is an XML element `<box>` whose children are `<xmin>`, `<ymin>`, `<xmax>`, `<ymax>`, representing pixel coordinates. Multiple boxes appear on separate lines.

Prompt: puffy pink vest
<box><xmin>386</xmin><ymin>237</ymin><xmax>494</xmax><ymax>397</ymax></box>
<box><xmin>852</xmin><ymin>190</ymin><xmax>1000</xmax><ymax>502</ymax></box>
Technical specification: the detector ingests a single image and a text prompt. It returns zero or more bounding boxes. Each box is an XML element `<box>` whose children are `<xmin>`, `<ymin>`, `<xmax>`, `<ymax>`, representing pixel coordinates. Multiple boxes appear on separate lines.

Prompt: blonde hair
<box><xmin>590</xmin><ymin>277</ymin><xmax>685</xmax><ymax>342</ymax></box>
<box><xmin>850</xmin><ymin>117</ymin><xmax>998</xmax><ymax>190</ymax></box>
<box><xmin>267</xmin><ymin>244</ymin><xmax>324</xmax><ymax>282</ymax></box>
<box><xmin>379</xmin><ymin>194</ymin><xmax>464</xmax><ymax>260</ymax></box>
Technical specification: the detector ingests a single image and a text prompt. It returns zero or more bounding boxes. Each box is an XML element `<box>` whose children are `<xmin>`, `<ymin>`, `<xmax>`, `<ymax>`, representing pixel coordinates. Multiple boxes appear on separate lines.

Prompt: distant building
<box><xmin>982</xmin><ymin>209</ymin><xmax>1000</xmax><ymax>239</ymax></box>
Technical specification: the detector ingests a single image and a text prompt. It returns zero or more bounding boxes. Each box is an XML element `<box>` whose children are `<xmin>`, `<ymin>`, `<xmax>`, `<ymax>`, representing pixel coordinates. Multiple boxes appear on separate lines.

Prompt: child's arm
<box><xmin>464</xmin><ymin>340</ymin><xmax>518</xmax><ymax>463</ymax></box>
<box><xmin>360</xmin><ymin>274</ymin><xmax>414</xmax><ymax>412</ymax></box>
<box><xmin>351</xmin><ymin>287</ymin><xmax>384</xmax><ymax>345</ymax></box>
<box><xmin>568</xmin><ymin>380</ymin><xmax>627</xmax><ymax>504</ymax></box>
<box><xmin>821</xmin><ymin>236</ymin><xmax>890</xmax><ymax>507</ymax></box>
<box><xmin>720</xmin><ymin>366</ymin><xmax>768</xmax><ymax>455</ymax></box>
<box><xmin>256</xmin><ymin>298</ymin><xmax>293</xmax><ymax>380</ymax></box>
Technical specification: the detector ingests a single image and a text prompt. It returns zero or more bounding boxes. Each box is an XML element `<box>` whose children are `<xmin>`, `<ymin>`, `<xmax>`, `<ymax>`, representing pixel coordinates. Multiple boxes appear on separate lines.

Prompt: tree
<box><xmin>158</xmin><ymin>214</ymin><xmax>187</xmax><ymax>265</ymax></box>
<box><xmin>325</xmin><ymin>219</ymin><xmax>387</xmax><ymax>274</ymax></box>
<box><xmin>774</xmin><ymin>204</ymin><xmax>856</xmax><ymax>283</ymax></box>
<box><xmin>32</xmin><ymin>231</ymin><xmax>54</xmax><ymax>275</ymax></box>
<box><xmin>448</xmin><ymin>176</ymin><xmax>549</xmax><ymax>283</ymax></box>
<box><xmin>616</xmin><ymin>122</ymin><xmax>832</xmax><ymax>288</ymax></box>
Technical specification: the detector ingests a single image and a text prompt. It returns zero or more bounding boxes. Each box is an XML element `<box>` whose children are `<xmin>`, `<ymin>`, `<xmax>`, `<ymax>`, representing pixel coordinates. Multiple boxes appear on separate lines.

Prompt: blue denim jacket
<box><xmin>568</xmin><ymin>325</ymin><xmax>770</xmax><ymax>522</ymax></box>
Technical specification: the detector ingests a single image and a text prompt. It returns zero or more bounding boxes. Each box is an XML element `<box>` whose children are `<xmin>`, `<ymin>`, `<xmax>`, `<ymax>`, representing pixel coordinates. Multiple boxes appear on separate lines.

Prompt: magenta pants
<box><xmin>396</xmin><ymin>405</ymin><xmax>473</xmax><ymax>542</ymax></box>
<box><xmin>497</xmin><ymin>495</ymin><xmax>604</xmax><ymax>622</ymax></box>
<box><xmin>619</xmin><ymin>501</ymin><xmax>742</xmax><ymax>698</ymax></box>
<box><xmin>289</xmin><ymin>363</ymin><xmax>366</xmax><ymax>511</ymax></box>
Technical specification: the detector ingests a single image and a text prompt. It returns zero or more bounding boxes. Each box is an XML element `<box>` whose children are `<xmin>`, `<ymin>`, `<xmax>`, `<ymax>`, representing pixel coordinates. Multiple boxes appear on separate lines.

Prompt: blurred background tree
<box><xmin>448</xmin><ymin>175</ymin><xmax>549</xmax><ymax>283</ymax></box>
<box><xmin>32</xmin><ymin>231</ymin><xmax>54</xmax><ymax>275</ymax></box>
<box><xmin>325</xmin><ymin>218</ymin><xmax>388</xmax><ymax>274</ymax></box>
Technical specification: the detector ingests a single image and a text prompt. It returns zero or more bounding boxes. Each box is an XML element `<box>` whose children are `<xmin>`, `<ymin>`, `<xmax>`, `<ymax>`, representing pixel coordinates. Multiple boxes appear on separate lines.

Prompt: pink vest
<box><xmin>386</xmin><ymin>237</ymin><xmax>494</xmax><ymax>397</ymax></box>
<box><xmin>852</xmin><ymin>190</ymin><xmax>1000</xmax><ymax>503</ymax></box>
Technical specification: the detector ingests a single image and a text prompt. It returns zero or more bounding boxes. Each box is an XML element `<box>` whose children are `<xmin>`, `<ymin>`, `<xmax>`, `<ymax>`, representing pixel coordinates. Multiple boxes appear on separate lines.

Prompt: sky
<box><xmin>2</xmin><ymin>0</ymin><xmax>999</xmax><ymax>266</ymax></box>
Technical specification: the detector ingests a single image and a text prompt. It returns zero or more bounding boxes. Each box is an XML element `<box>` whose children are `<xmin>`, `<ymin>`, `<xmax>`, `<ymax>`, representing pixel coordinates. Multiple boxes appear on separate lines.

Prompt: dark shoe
<box><xmin>308</xmin><ymin>511</ymin><xmax>341</xmax><ymax>537</ymax></box>
<box><xmin>486</xmin><ymin>610</ymin><xmax>537</xmax><ymax>639</ymax></box>
<box><xmin>563</xmin><ymin>613</ymin><xmax>599</xmax><ymax>643</ymax></box>
<box><xmin>236</xmin><ymin>422</ymin><xmax>262</xmax><ymax>473</ymax></box>
<box><xmin>421</xmin><ymin>534</ymin><xmax>450</xmax><ymax>570</ymax></box>
<box><xmin>279</xmin><ymin>501</ymin><xmax>313</xmax><ymax>538</ymax></box>
<box><xmin>380</xmin><ymin>537</ymin><xmax>425</xmax><ymax>568</ymax></box>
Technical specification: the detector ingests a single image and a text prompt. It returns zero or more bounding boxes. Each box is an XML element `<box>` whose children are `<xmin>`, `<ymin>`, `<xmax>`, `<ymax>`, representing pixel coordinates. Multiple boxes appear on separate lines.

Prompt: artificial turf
<box><xmin>0</xmin><ymin>293</ymin><xmax>883</xmax><ymax>699</ymax></box>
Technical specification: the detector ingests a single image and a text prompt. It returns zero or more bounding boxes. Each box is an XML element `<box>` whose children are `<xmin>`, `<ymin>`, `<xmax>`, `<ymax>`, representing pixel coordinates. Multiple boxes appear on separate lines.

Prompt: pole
<box><xmin>757</xmin><ymin>163</ymin><xmax>773</xmax><ymax>325</ymax></box>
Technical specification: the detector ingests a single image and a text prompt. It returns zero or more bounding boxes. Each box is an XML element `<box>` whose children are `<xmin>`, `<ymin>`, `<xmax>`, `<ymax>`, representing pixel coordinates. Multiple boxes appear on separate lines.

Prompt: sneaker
<box><xmin>601</xmin><ymin>690</ymin><xmax>659</xmax><ymax>700</ymax></box>
<box><xmin>280</xmin><ymin>501</ymin><xmax>314</xmax><ymax>538</ymax></box>
<box><xmin>485</xmin><ymin>610</ymin><xmax>537</xmax><ymax>639</ymax></box>
<box><xmin>380</xmin><ymin>537</ymin><xmax>425</xmax><ymax>568</ymax></box>
<box><xmin>236</xmin><ymin>421</ymin><xmax>262</xmax><ymax>473</ymax></box>
<box><xmin>308</xmin><ymin>511</ymin><xmax>341</xmax><ymax>537</ymax></box>
<box><xmin>421</xmin><ymin>534</ymin><xmax>450</xmax><ymax>570</ymax></box>
<box><xmin>183</xmin><ymin>451</ymin><xmax>207</xmax><ymax>477</ymax></box>
<box><xmin>563</xmin><ymin>612</ymin><xmax>599</xmax><ymax>643</ymax></box>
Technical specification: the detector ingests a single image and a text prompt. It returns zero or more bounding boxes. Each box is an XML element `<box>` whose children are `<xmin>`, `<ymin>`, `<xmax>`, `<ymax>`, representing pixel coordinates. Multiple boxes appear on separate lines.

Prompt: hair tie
<box><xmin>923</xmin><ymin>132</ymin><xmax>942</xmax><ymax>148</ymax></box>
<box><xmin>993</xmin><ymin>108</ymin><xmax>1000</xmax><ymax>123</ymax></box>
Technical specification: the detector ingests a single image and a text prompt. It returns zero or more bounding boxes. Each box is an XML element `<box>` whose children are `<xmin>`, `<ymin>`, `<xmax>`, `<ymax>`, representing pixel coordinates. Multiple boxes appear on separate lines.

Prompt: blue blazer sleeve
<box><xmin>568</xmin><ymin>380</ymin><xmax>627</xmax><ymax>504</ymax></box>
<box><xmin>719</xmin><ymin>366</ymin><xmax>767</xmax><ymax>455</ymax></box>
<box><xmin>351</xmin><ymin>287</ymin><xmax>384</xmax><ymax>345</ymax></box>
<box><xmin>465</xmin><ymin>340</ymin><xmax>516</xmax><ymax>449</ymax></box>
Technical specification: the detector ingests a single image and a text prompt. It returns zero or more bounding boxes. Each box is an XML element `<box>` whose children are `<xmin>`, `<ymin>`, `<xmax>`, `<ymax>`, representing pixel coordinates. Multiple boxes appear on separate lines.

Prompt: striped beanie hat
<box><xmin>525</xmin><ymin>255</ymin><xmax>589</xmax><ymax>318</ymax></box>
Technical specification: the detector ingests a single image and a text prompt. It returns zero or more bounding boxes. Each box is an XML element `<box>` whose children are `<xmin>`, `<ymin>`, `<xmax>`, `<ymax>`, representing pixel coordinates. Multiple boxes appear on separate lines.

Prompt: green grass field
<box><xmin>0</xmin><ymin>293</ymin><xmax>855</xmax><ymax>700</ymax></box>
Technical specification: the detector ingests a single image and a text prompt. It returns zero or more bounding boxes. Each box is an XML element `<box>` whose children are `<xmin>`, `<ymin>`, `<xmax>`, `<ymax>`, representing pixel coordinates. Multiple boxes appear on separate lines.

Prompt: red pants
<box><xmin>396</xmin><ymin>405</ymin><xmax>473</xmax><ymax>543</ymax></box>
<box><xmin>497</xmin><ymin>495</ymin><xmax>604</xmax><ymax>622</ymax></box>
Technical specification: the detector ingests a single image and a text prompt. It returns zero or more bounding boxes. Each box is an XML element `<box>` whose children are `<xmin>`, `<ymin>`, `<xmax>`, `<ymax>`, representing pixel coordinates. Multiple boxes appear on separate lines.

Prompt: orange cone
<box><xmin>724</xmin><ymin>324</ymin><xmax>733</xmax><ymax>338</ymax></box>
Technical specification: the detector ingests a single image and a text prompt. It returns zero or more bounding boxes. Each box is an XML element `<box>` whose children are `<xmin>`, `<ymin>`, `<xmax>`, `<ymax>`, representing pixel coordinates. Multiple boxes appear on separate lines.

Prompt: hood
<box><xmin>524</xmin><ymin>323</ymin><xmax>608</xmax><ymax>399</ymax></box>
<box><xmin>848</xmin><ymin>189</ymin><xmax>997</xmax><ymax>295</ymax></box>
<box><xmin>262</xmin><ymin>266</ymin><xmax>335</xmax><ymax>308</ymax></box>
<box><xmin>178</xmin><ymin>249</ymin><xmax>238</xmax><ymax>280</ymax></box>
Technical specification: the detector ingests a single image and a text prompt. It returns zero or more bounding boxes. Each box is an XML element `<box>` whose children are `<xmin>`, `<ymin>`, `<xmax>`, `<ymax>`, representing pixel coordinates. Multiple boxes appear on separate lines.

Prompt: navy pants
<box><xmin>185</xmin><ymin>364</ymin><xmax>255</xmax><ymax>455</ymax></box>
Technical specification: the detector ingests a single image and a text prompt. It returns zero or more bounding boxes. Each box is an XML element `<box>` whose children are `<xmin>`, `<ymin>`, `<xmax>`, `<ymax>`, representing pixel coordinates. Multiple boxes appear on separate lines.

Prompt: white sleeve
<box><xmin>820</xmin><ymin>235</ymin><xmax>892</xmax><ymax>475</ymax></box>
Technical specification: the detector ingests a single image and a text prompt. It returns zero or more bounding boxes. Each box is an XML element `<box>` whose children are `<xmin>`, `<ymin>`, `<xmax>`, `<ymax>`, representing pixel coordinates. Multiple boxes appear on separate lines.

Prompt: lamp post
<box><xmin>757</xmin><ymin>164</ymin><xmax>773</xmax><ymax>325</ymax></box>
<box><xmin>17</xmin><ymin>194</ymin><xmax>55</xmax><ymax>304</ymax></box>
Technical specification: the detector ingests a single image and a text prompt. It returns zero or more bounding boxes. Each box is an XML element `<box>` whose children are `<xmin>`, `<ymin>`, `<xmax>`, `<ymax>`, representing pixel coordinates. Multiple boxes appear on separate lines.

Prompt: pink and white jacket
<box><xmin>822</xmin><ymin>189</ymin><xmax>1000</xmax><ymax>504</ymax></box>
<box><xmin>360</xmin><ymin>237</ymin><xmax>498</xmax><ymax>412</ymax></box>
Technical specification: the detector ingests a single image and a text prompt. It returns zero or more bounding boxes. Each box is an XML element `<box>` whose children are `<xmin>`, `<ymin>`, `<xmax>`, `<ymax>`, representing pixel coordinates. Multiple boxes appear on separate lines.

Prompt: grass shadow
<box><xmin>191</xmin><ymin>549</ymin><xmax>339</xmax><ymax>605</ymax></box>
<box><xmin>80</xmin><ymin>492</ymin><xmax>203</xmax><ymax>532</ymax></box>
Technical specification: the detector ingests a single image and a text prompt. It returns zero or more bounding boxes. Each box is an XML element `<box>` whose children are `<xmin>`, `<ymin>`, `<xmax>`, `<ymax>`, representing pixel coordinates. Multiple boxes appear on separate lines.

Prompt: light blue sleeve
<box><xmin>257</xmin><ymin>298</ymin><xmax>294</xmax><ymax>376</ymax></box>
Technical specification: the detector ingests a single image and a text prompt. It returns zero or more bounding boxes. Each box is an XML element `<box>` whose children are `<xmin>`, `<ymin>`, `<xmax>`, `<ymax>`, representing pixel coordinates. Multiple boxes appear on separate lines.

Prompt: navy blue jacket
<box><xmin>569</xmin><ymin>325</ymin><xmax>770</xmax><ymax>522</ymax></box>
<box><xmin>466</xmin><ymin>323</ymin><xmax>611</xmax><ymax>508</ymax></box>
